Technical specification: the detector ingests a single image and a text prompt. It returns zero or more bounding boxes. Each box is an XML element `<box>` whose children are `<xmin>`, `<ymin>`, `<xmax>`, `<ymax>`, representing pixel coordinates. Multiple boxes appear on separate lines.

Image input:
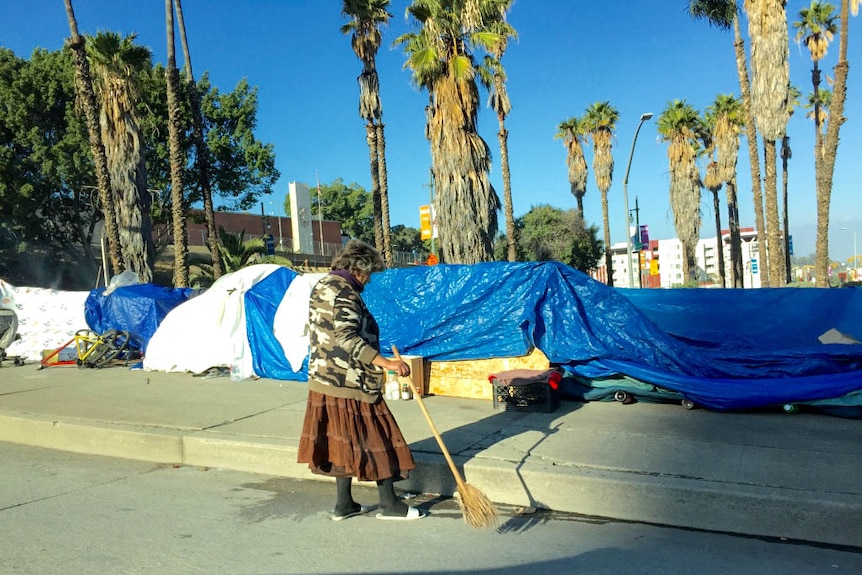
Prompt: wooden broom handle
<box><xmin>392</xmin><ymin>346</ymin><xmax>467</xmax><ymax>493</ymax></box>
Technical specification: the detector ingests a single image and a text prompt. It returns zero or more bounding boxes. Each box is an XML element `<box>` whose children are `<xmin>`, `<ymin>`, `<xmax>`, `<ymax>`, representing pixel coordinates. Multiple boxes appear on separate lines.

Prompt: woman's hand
<box><xmin>372</xmin><ymin>354</ymin><xmax>411</xmax><ymax>377</ymax></box>
<box><xmin>388</xmin><ymin>359</ymin><xmax>411</xmax><ymax>377</ymax></box>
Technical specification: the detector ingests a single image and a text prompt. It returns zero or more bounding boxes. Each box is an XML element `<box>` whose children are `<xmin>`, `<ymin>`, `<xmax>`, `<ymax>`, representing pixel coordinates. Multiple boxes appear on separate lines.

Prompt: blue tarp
<box><xmin>245</xmin><ymin>266</ymin><xmax>308</xmax><ymax>381</ymax></box>
<box><xmin>364</xmin><ymin>261</ymin><xmax>862</xmax><ymax>411</ymax></box>
<box><xmin>85</xmin><ymin>284</ymin><xmax>194</xmax><ymax>352</ymax></box>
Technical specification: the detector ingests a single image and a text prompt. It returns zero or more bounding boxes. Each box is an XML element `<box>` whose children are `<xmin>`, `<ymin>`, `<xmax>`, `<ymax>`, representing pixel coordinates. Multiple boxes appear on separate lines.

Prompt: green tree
<box><xmin>513</xmin><ymin>204</ymin><xmax>602</xmax><ymax>272</ymax></box>
<box><xmin>0</xmin><ymin>41</ymin><xmax>279</xmax><ymax>287</ymax></box>
<box><xmin>341</xmin><ymin>0</ymin><xmax>394</xmax><ymax>265</ymax></box>
<box><xmin>390</xmin><ymin>224</ymin><xmax>424</xmax><ymax>254</ymax></box>
<box><xmin>312</xmin><ymin>179</ymin><xmax>374</xmax><ymax>243</ymax></box>
<box><xmin>689</xmin><ymin>0</ymin><xmax>767</xmax><ymax>286</ymax></box>
<box><xmin>554</xmin><ymin>116</ymin><xmax>589</xmax><ymax>214</ymax></box>
<box><xmin>198</xmin><ymin>76</ymin><xmax>280</xmax><ymax>211</ymax></box>
<box><xmin>87</xmin><ymin>31</ymin><xmax>156</xmax><ymax>283</ymax></box>
<box><xmin>0</xmin><ymin>48</ymin><xmax>99</xmax><ymax>272</ymax></box>
<box><xmin>658</xmin><ymin>100</ymin><xmax>707</xmax><ymax>283</ymax></box>
<box><xmin>743</xmin><ymin>0</ymin><xmax>791</xmax><ymax>286</ymax></box>
<box><xmin>583</xmin><ymin>101</ymin><xmax>619</xmax><ymax>287</ymax></box>
<box><xmin>396</xmin><ymin>0</ymin><xmax>511</xmax><ymax>264</ymax></box>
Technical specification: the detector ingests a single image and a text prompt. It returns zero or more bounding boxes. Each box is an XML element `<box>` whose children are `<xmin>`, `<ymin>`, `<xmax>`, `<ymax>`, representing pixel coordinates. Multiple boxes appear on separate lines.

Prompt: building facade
<box><xmin>601</xmin><ymin>228</ymin><xmax>764</xmax><ymax>289</ymax></box>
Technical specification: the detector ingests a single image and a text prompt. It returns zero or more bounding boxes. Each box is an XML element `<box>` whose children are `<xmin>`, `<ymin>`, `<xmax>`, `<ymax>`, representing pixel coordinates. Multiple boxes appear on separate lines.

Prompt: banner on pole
<box><xmin>419</xmin><ymin>205</ymin><xmax>437</xmax><ymax>240</ymax></box>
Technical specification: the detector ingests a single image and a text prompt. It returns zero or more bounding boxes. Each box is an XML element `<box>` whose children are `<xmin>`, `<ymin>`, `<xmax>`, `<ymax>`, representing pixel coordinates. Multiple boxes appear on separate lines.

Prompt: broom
<box><xmin>392</xmin><ymin>346</ymin><xmax>498</xmax><ymax>529</ymax></box>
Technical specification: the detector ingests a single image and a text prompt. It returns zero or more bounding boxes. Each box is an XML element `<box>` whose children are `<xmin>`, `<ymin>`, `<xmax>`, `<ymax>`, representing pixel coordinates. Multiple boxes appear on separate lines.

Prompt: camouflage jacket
<box><xmin>307</xmin><ymin>273</ymin><xmax>384</xmax><ymax>403</ymax></box>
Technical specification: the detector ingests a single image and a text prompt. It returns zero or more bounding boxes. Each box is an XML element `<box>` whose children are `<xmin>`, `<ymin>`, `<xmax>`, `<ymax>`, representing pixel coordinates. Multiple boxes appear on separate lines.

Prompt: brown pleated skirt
<box><xmin>297</xmin><ymin>389</ymin><xmax>416</xmax><ymax>482</ymax></box>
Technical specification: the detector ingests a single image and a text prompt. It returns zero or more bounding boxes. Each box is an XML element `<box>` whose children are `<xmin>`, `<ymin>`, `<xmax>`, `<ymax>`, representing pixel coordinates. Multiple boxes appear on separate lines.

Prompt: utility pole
<box><xmin>316</xmin><ymin>171</ymin><xmax>324</xmax><ymax>257</ymax></box>
<box><xmin>422</xmin><ymin>168</ymin><xmax>436</xmax><ymax>257</ymax></box>
<box><xmin>633</xmin><ymin>197</ymin><xmax>642</xmax><ymax>288</ymax></box>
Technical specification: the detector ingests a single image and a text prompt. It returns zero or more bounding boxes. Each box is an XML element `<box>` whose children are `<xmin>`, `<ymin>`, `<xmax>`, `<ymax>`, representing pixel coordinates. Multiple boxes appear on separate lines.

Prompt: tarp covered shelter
<box><xmin>143</xmin><ymin>264</ymin><xmax>314</xmax><ymax>381</ymax></box>
<box><xmin>364</xmin><ymin>262</ymin><xmax>862</xmax><ymax>411</ymax></box>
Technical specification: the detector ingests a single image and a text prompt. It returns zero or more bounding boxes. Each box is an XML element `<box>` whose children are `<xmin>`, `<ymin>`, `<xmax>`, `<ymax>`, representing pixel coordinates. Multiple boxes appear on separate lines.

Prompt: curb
<box><xmin>1</xmin><ymin>411</ymin><xmax>860</xmax><ymax>547</ymax></box>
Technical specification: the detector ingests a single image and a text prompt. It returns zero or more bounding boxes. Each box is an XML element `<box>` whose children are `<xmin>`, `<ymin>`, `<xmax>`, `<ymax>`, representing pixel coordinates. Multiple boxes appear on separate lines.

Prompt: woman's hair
<box><xmin>330</xmin><ymin>239</ymin><xmax>384</xmax><ymax>275</ymax></box>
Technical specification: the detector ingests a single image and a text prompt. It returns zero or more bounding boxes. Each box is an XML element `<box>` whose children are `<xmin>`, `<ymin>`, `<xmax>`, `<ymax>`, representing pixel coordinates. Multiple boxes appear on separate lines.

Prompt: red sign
<box><xmin>427</xmin><ymin>254</ymin><xmax>439</xmax><ymax>266</ymax></box>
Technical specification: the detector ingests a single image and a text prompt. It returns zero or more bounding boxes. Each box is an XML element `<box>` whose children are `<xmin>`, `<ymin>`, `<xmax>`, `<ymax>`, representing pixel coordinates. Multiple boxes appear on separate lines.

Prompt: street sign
<box><xmin>788</xmin><ymin>235</ymin><xmax>793</xmax><ymax>256</ymax></box>
<box><xmin>264</xmin><ymin>234</ymin><xmax>275</xmax><ymax>256</ymax></box>
<box><xmin>751</xmin><ymin>258</ymin><xmax>758</xmax><ymax>273</ymax></box>
<box><xmin>427</xmin><ymin>253</ymin><xmax>439</xmax><ymax>266</ymax></box>
<box><xmin>639</xmin><ymin>225</ymin><xmax>649</xmax><ymax>250</ymax></box>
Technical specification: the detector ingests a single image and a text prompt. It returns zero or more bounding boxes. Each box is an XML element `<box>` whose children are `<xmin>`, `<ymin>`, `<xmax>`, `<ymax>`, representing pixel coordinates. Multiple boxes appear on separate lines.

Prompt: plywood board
<box><xmin>427</xmin><ymin>348</ymin><xmax>550</xmax><ymax>400</ymax></box>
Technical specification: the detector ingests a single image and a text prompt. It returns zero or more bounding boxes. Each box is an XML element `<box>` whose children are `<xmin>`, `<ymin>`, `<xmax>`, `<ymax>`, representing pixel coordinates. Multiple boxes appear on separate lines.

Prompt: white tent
<box><xmin>143</xmin><ymin>265</ymin><xmax>323</xmax><ymax>378</ymax></box>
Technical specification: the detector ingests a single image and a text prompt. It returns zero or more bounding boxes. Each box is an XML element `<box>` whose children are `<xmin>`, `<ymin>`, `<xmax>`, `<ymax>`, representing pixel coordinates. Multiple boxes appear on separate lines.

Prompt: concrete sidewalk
<box><xmin>0</xmin><ymin>363</ymin><xmax>860</xmax><ymax>547</ymax></box>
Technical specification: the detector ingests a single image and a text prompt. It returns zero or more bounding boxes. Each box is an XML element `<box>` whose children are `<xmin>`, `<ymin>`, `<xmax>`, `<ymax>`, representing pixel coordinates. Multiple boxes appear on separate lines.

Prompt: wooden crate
<box><xmin>396</xmin><ymin>355</ymin><xmax>427</xmax><ymax>397</ymax></box>
<box><xmin>426</xmin><ymin>347</ymin><xmax>550</xmax><ymax>400</ymax></box>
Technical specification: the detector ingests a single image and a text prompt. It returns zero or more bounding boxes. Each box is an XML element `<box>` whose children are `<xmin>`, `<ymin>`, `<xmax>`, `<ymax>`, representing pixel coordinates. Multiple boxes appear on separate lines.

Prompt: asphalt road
<box><xmin>1</xmin><ymin>441</ymin><xmax>859</xmax><ymax>575</ymax></box>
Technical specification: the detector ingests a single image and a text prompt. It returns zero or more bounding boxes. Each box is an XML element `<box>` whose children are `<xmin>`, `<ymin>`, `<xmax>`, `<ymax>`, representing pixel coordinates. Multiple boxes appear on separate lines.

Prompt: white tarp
<box><xmin>143</xmin><ymin>264</ymin><xmax>281</xmax><ymax>377</ymax></box>
<box><xmin>0</xmin><ymin>279</ymin><xmax>89</xmax><ymax>361</ymax></box>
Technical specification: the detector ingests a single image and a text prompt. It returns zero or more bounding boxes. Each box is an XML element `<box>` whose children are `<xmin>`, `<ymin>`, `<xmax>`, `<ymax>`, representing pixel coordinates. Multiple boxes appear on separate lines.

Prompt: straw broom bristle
<box><xmin>455</xmin><ymin>482</ymin><xmax>499</xmax><ymax>529</ymax></box>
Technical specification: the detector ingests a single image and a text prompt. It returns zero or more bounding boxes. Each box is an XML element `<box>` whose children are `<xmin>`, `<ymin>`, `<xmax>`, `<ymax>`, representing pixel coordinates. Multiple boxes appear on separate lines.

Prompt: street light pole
<box><xmin>842</xmin><ymin>227</ymin><xmax>858</xmax><ymax>281</ymax></box>
<box><xmin>622</xmin><ymin>112</ymin><xmax>653</xmax><ymax>288</ymax></box>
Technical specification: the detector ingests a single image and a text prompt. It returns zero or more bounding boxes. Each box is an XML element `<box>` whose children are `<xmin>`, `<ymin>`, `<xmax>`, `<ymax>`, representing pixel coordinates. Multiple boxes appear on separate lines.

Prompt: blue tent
<box><xmin>85</xmin><ymin>284</ymin><xmax>194</xmax><ymax>352</ymax></box>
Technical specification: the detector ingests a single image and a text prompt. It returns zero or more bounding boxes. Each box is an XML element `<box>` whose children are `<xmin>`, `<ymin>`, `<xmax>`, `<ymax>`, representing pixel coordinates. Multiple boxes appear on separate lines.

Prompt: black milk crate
<box><xmin>490</xmin><ymin>368</ymin><xmax>561</xmax><ymax>413</ymax></box>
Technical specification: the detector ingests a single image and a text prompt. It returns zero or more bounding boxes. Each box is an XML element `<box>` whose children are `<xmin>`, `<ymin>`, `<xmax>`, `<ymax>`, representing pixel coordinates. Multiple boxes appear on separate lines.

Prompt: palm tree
<box><xmin>62</xmin><ymin>0</ymin><xmax>125</xmax><ymax>277</ymax></box>
<box><xmin>341</xmin><ymin>0</ymin><xmax>393</xmax><ymax>266</ymax></box>
<box><xmin>794</xmin><ymin>1</ymin><xmax>838</xmax><ymax>160</ymax></box>
<box><xmin>702</xmin><ymin>140</ymin><xmax>726</xmax><ymax>287</ymax></box>
<box><xmin>795</xmin><ymin>1</ymin><xmax>838</xmax><ymax>287</ymax></box>
<box><xmin>174</xmin><ymin>0</ymin><xmax>221</xmax><ymax>279</ymax></box>
<box><xmin>743</xmin><ymin>0</ymin><xmax>791</xmax><ymax>286</ymax></box>
<box><xmin>804</xmin><ymin>87</ymin><xmax>832</xmax><ymax>137</ymax></box>
<box><xmin>658</xmin><ymin>100</ymin><xmax>706</xmax><ymax>284</ymax></box>
<box><xmin>165</xmin><ymin>0</ymin><xmax>189</xmax><ymax>287</ymax></box>
<box><xmin>817</xmin><ymin>0</ymin><xmax>857</xmax><ymax>286</ymax></box>
<box><xmin>479</xmin><ymin>13</ymin><xmax>517</xmax><ymax>262</ymax></box>
<box><xmin>396</xmin><ymin>0</ymin><xmax>511</xmax><ymax>264</ymax></box>
<box><xmin>781</xmin><ymin>85</ymin><xmax>801</xmax><ymax>284</ymax></box>
<box><xmin>87</xmin><ymin>31</ymin><xmax>156</xmax><ymax>283</ymax></box>
<box><xmin>706</xmin><ymin>94</ymin><xmax>745</xmax><ymax>287</ymax></box>
<box><xmin>188</xmin><ymin>227</ymin><xmax>281</xmax><ymax>288</ymax></box>
<box><xmin>689</xmin><ymin>0</ymin><xmax>768</xmax><ymax>286</ymax></box>
<box><xmin>554</xmin><ymin>117</ymin><xmax>589</xmax><ymax>214</ymax></box>
<box><xmin>584</xmin><ymin>102</ymin><xmax>619</xmax><ymax>287</ymax></box>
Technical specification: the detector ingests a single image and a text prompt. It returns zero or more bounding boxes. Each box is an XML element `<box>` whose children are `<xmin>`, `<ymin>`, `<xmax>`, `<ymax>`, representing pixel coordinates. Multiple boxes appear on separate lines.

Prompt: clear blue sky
<box><xmin>3</xmin><ymin>0</ymin><xmax>861</xmax><ymax>260</ymax></box>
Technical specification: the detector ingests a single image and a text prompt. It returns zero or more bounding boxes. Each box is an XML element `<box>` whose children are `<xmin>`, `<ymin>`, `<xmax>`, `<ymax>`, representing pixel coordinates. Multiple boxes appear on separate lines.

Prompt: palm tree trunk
<box><xmin>63</xmin><ymin>0</ymin><xmax>125</xmax><ymax>277</ymax></box>
<box><xmin>726</xmin><ymin>177</ymin><xmax>744</xmax><ymax>287</ymax></box>
<box><xmin>602</xmin><ymin>189</ymin><xmax>613</xmax><ymax>287</ymax></box>
<box><xmin>781</xmin><ymin>136</ymin><xmax>791</xmax><ymax>284</ymax></box>
<box><xmin>712</xmin><ymin>189</ymin><xmax>726</xmax><ymax>287</ymax></box>
<box><xmin>174</xmin><ymin>0</ymin><xmax>220</xmax><ymax>278</ymax></box>
<box><xmin>366</xmin><ymin>123</ymin><xmax>383</xmax><ymax>253</ymax></box>
<box><xmin>733</xmin><ymin>16</ymin><xmax>769</xmax><ymax>286</ymax></box>
<box><xmin>498</xmin><ymin>119</ymin><xmax>516</xmax><ymax>262</ymax></box>
<box><xmin>763</xmin><ymin>139</ymin><xmax>785</xmax><ymax>286</ymax></box>
<box><xmin>816</xmin><ymin>0</ymin><xmax>850</xmax><ymax>287</ymax></box>
<box><xmin>376</xmin><ymin>122</ymin><xmax>393</xmax><ymax>267</ymax></box>
<box><xmin>165</xmin><ymin>0</ymin><xmax>189</xmax><ymax>287</ymax></box>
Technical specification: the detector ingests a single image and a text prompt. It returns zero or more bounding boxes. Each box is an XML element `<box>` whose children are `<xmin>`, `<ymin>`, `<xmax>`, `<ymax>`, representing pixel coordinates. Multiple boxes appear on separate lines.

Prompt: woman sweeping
<box><xmin>297</xmin><ymin>239</ymin><xmax>424</xmax><ymax>521</ymax></box>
